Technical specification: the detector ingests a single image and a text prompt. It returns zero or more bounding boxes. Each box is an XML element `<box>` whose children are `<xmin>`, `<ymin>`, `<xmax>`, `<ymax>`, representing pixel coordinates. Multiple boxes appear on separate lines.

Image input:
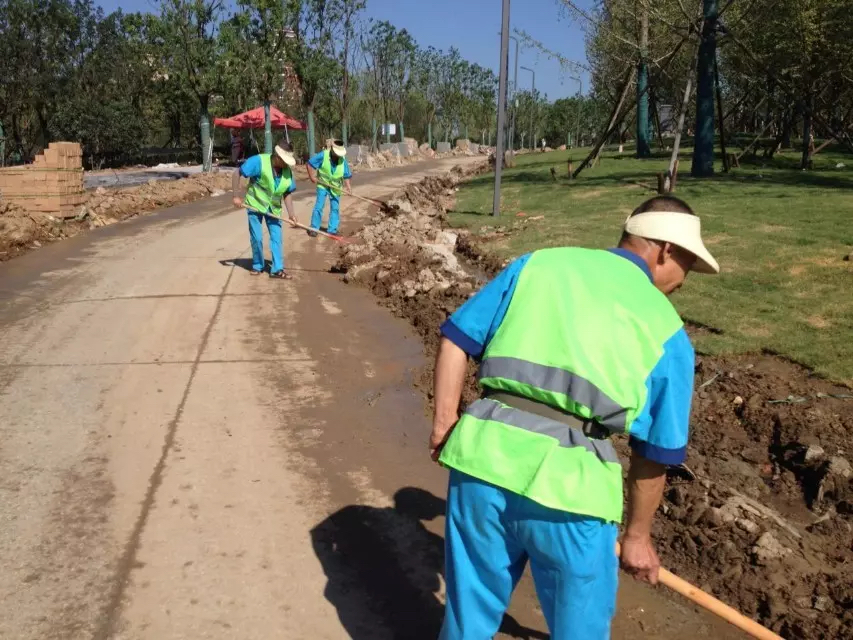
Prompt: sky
<box><xmin>95</xmin><ymin>0</ymin><xmax>592</xmax><ymax>100</ymax></box>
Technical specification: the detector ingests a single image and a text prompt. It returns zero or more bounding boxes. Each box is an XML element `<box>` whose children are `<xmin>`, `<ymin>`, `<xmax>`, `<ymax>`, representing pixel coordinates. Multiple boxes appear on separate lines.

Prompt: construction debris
<box><xmin>0</xmin><ymin>142</ymin><xmax>85</xmax><ymax>216</ymax></box>
<box><xmin>1</xmin><ymin>170</ymin><xmax>231</xmax><ymax>261</ymax></box>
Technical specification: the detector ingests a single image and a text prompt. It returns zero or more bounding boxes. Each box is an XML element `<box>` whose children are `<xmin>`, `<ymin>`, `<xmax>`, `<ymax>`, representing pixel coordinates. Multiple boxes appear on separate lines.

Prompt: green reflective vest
<box><xmin>317</xmin><ymin>150</ymin><xmax>346</xmax><ymax>194</ymax></box>
<box><xmin>439</xmin><ymin>248</ymin><xmax>684</xmax><ymax>523</ymax></box>
<box><xmin>243</xmin><ymin>154</ymin><xmax>293</xmax><ymax>217</ymax></box>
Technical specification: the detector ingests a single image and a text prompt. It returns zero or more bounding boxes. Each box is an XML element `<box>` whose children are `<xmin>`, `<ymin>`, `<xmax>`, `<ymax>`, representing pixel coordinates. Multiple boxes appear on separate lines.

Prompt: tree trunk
<box><xmin>263</xmin><ymin>100</ymin><xmax>273</xmax><ymax>154</ymax></box>
<box><xmin>573</xmin><ymin>66</ymin><xmax>636</xmax><ymax>179</ymax></box>
<box><xmin>781</xmin><ymin>108</ymin><xmax>793</xmax><ymax>148</ymax></box>
<box><xmin>667</xmin><ymin>44</ymin><xmax>700</xmax><ymax>190</ymax></box>
<box><xmin>342</xmin><ymin>120</ymin><xmax>348</xmax><ymax>147</ymax></box>
<box><xmin>714</xmin><ymin>54</ymin><xmax>728</xmax><ymax>171</ymax></box>
<box><xmin>636</xmin><ymin>4</ymin><xmax>651</xmax><ymax>158</ymax></box>
<box><xmin>199</xmin><ymin>95</ymin><xmax>212</xmax><ymax>173</ymax></box>
<box><xmin>428</xmin><ymin>120</ymin><xmax>433</xmax><ymax>147</ymax></box>
<box><xmin>692</xmin><ymin>0</ymin><xmax>718</xmax><ymax>177</ymax></box>
<box><xmin>801</xmin><ymin>93</ymin><xmax>813</xmax><ymax>170</ymax></box>
<box><xmin>307</xmin><ymin>109</ymin><xmax>316</xmax><ymax>156</ymax></box>
<box><xmin>650</xmin><ymin>87</ymin><xmax>665</xmax><ymax>149</ymax></box>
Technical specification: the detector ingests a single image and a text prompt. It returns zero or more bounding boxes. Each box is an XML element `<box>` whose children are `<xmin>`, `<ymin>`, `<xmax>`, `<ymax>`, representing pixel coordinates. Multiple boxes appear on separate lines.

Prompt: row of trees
<box><xmin>523</xmin><ymin>0</ymin><xmax>853</xmax><ymax>177</ymax></box>
<box><xmin>0</xmin><ymin>0</ymin><xmax>499</xmax><ymax>168</ymax></box>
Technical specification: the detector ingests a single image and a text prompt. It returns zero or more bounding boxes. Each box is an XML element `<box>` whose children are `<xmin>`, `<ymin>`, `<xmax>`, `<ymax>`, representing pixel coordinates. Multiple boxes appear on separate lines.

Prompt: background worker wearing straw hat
<box><xmin>231</xmin><ymin>139</ymin><xmax>298</xmax><ymax>279</ymax></box>
<box><xmin>430</xmin><ymin>195</ymin><xmax>720</xmax><ymax>639</ymax></box>
<box><xmin>305</xmin><ymin>140</ymin><xmax>352</xmax><ymax>238</ymax></box>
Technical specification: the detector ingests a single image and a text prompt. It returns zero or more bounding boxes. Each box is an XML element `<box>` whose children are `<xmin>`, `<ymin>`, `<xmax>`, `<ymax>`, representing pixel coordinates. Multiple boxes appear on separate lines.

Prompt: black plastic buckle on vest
<box><xmin>483</xmin><ymin>389</ymin><xmax>611</xmax><ymax>440</ymax></box>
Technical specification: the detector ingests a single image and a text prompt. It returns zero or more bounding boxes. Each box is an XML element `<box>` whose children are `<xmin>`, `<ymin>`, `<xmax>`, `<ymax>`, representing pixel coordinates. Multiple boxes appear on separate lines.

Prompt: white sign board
<box><xmin>381</xmin><ymin>123</ymin><xmax>397</xmax><ymax>136</ymax></box>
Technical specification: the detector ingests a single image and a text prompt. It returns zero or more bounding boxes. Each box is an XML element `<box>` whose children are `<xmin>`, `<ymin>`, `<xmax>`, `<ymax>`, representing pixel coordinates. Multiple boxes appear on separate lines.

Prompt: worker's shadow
<box><xmin>310</xmin><ymin>487</ymin><xmax>548</xmax><ymax>640</ymax></box>
<box><xmin>218</xmin><ymin>258</ymin><xmax>331</xmax><ymax>274</ymax></box>
<box><xmin>219</xmin><ymin>257</ymin><xmax>257</xmax><ymax>272</ymax></box>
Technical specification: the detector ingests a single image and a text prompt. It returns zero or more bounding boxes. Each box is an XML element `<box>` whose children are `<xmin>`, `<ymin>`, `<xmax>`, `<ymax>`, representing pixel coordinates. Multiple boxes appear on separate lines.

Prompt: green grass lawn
<box><xmin>450</xmin><ymin>145</ymin><xmax>853</xmax><ymax>382</ymax></box>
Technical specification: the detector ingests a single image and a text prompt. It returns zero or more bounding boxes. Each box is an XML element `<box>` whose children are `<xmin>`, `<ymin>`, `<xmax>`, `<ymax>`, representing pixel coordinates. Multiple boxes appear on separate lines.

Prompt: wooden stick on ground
<box><xmin>615</xmin><ymin>542</ymin><xmax>783</xmax><ymax>640</ymax></box>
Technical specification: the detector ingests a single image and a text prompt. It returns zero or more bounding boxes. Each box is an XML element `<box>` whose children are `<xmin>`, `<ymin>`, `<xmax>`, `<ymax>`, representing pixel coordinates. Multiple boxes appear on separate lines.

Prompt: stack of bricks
<box><xmin>0</xmin><ymin>142</ymin><xmax>85</xmax><ymax>216</ymax></box>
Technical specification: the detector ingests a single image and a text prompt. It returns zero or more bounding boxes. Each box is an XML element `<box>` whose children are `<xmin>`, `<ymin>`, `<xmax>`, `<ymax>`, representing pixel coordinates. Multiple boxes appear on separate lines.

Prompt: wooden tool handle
<box><xmin>616</xmin><ymin>543</ymin><xmax>782</xmax><ymax>640</ymax></box>
<box><xmin>287</xmin><ymin>219</ymin><xmax>351</xmax><ymax>244</ymax></box>
<box><xmin>316</xmin><ymin>181</ymin><xmax>383</xmax><ymax>207</ymax></box>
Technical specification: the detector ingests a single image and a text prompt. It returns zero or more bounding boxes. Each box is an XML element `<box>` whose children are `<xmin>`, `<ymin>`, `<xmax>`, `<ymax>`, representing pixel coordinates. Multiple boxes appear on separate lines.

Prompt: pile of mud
<box><xmin>335</xmin><ymin>166</ymin><xmax>853</xmax><ymax>639</ymax></box>
<box><xmin>0</xmin><ymin>171</ymin><xmax>232</xmax><ymax>261</ymax></box>
<box><xmin>354</xmin><ymin>144</ymin><xmax>493</xmax><ymax>172</ymax></box>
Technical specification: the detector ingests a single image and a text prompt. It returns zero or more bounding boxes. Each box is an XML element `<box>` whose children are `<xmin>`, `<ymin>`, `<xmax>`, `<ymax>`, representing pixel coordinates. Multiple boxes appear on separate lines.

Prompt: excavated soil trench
<box><xmin>335</xmin><ymin>164</ymin><xmax>853</xmax><ymax>640</ymax></box>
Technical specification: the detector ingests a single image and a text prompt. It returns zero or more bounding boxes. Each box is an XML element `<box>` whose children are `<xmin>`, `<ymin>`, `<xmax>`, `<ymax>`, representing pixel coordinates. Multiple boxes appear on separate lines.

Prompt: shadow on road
<box><xmin>219</xmin><ymin>258</ymin><xmax>335</xmax><ymax>275</ymax></box>
<box><xmin>220</xmin><ymin>257</ymin><xmax>257</xmax><ymax>272</ymax></box>
<box><xmin>310</xmin><ymin>487</ymin><xmax>547</xmax><ymax>640</ymax></box>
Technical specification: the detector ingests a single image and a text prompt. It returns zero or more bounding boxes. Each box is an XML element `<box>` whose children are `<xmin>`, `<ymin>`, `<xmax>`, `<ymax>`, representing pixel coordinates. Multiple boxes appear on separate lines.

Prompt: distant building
<box><xmin>278</xmin><ymin>28</ymin><xmax>302</xmax><ymax>111</ymax></box>
<box><xmin>658</xmin><ymin>104</ymin><xmax>677</xmax><ymax>137</ymax></box>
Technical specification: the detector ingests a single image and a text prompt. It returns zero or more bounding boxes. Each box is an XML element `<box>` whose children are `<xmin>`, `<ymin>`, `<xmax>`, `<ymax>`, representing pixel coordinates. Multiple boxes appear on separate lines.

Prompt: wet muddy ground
<box><xmin>335</xmin><ymin>164</ymin><xmax>853</xmax><ymax>640</ymax></box>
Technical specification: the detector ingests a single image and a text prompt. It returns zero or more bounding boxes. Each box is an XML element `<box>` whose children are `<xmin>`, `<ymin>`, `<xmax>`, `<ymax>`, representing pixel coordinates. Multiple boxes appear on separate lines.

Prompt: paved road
<box><xmin>0</xmin><ymin>158</ymin><xmax>744</xmax><ymax>639</ymax></box>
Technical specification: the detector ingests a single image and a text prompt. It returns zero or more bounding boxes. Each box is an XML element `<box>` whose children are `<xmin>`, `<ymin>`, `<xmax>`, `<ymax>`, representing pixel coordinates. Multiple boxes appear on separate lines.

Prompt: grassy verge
<box><xmin>449</xmin><ymin>145</ymin><xmax>853</xmax><ymax>382</ymax></box>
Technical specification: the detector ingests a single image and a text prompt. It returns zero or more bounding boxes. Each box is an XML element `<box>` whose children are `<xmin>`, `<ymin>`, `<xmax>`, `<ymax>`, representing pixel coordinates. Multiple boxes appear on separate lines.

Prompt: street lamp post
<box><xmin>569</xmin><ymin>75</ymin><xmax>582</xmax><ymax>148</ymax></box>
<box><xmin>497</xmin><ymin>33</ymin><xmax>520</xmax><ymax>152</ymax></box>
<box><xmin>521</xmin><ymin>66</ymin><xmax>535</xmax><ymax>150</ymax></box>
<box><xmin>509</xmin><ymin>35</ymin><xmax>519</xmax><ymax>152</ymax></box>
<box><xmin>492</xmin><ymin>0</ymin><xmax>511</xmax><ymax>217</ymax></box>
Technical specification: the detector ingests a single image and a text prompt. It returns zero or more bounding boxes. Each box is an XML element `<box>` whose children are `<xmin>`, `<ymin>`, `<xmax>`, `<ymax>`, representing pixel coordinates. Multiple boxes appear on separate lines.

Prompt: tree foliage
<box><xmin>0</xmin><ymin>0</ymin><xmax>502</xmax><ymax>165</ymax></box>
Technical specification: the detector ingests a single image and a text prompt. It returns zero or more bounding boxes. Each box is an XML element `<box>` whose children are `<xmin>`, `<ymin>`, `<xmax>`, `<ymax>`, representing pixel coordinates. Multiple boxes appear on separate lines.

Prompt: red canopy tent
<box><xmin>214</xmin><ymin>106</ymin><xmax>306</xmax><ymax>130</ymax></box>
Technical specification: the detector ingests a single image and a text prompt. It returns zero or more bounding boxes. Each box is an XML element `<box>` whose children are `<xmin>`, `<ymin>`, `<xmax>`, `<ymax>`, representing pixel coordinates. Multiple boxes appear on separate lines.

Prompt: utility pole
<box><xmin>521</xmin><ymin>66</ymin><xmax>535</xmax><ymax>149</ymax></box>
<box><xmin>493</xmin><ymin>0</ymin><xmax>511</xmax><ymax>217</ymax></box>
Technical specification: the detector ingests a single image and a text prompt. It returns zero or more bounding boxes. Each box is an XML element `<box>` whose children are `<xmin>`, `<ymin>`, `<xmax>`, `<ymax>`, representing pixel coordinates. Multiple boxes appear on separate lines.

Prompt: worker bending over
<box><xmin>431</xmin><ymin>195</ymin><xmax>720</xmax><ymax>639</ymax></box>
<box><xmin>306</xmin><ymin>140</ymin><xmax>352</xmax><ymax>237</ymax></box>
<box><xmin>232</xmin><ymin>139</ymin><xmax>298</xmax><ymax>279</ymax></box>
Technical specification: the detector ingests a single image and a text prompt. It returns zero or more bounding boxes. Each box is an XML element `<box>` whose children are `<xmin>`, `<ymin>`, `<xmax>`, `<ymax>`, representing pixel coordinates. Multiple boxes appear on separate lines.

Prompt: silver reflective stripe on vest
<box><xmin>465</xmin><ymin>398</ymin><xmax>620</xmax><ymax>464</ymax></box>
<box><xmin>479</xmin><ymin>356</ymin><xmax>628</xmax><ymax>431</ymax></box>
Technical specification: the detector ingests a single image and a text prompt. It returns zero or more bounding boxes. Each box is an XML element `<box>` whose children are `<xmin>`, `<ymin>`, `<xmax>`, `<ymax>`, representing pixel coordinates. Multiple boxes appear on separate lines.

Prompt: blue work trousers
<box><xmin>310</xmin><ymin>188</ymin><xmax>341</xmax><ymax>234</ymax></box>
<box><xmin>441</xmin><ymin>470</ymin><xmax>618</xmax><ymax>640</ymax></box>
<box><xmin>247</xmin><ymin>211</ymin><xmax>283</xmax><ymax>274</ymax></box>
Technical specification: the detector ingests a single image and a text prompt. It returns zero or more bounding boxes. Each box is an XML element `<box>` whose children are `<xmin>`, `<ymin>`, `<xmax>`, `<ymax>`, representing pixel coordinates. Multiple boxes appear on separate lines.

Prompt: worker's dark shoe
<box><xmin>269</xmin><ymin>270</ymin><xmax>293</xmax><ymax>280</ymax></box>
<box><xmin>307</xmin><ymin>229</ymin><xmax>319</xmax><ymax>238</ymax></box>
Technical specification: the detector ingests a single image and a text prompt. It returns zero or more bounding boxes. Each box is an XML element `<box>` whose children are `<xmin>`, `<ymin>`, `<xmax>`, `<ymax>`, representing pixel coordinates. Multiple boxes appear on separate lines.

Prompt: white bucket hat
<box><xmin>274</xmin><ymin>144</ymin><xmax>296</xmax><ymax>167</ymax></box>
<box><xmin>331</xmin><ymin>140</ymin><xmax>347</xmax><ymax>157</ymax></box>
<box><xmin>624</xmin><ymin>210</ymin><xmax>720</xmax><ymax>274</ymax></box>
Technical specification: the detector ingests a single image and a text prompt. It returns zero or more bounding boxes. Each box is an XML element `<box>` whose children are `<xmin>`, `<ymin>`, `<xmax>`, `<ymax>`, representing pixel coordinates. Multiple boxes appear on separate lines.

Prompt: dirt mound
<box><xmin>335</xmin><ymin>166</ymin><xmax>853</xmax><ymax>639</ymax></box>
<box><xmin>655</xmin><ymin>354</ymin><xmax>853</xmax><ymax>638</ymax></box>
<box><xmin>1</xmin><ymin>171</ymin><xmax>231</xmax><ymax>262</ymax></box>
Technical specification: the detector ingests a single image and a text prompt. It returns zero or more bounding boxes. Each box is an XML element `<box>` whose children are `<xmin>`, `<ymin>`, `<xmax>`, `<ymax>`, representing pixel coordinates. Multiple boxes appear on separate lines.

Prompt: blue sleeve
<box><xmin>440</xmin><ymin>254</ymin><xmax>532</xmax><ymax>358</ymax></box>
<box><xmin>628</xmin><ymin>327</ymin><xmax>695</xmax><ymax>465</ymax></box>
<box><xmin>343</xmin><ymin>160</ymin><xmax>353</xmax><ymax>179</ymax></box>
<box><xmin>307</xmin><ymin>152</ymin><xmax>325</xmax><ymax>169</ymax></box>
<box><xmin>239</xmin><ymin>155</ymin><xmax>262</xmax><ymax>178</ymax></box>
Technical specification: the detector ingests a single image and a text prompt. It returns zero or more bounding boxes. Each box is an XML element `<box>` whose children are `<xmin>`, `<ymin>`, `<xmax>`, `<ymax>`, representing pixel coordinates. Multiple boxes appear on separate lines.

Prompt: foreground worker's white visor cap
<box><xmin>624</xmin><ymin>210</ymin><xmax>720</xmax><ymax>274</ymax></box>
<box><xmin>331</xmin><ymin>141</ymin><xmax>347</xmax><ymax>157</ymax></box>
<box><xmin>274</xmin><ymin>145</ymin><xmax>297</xmax><ymax>167</ymax></box>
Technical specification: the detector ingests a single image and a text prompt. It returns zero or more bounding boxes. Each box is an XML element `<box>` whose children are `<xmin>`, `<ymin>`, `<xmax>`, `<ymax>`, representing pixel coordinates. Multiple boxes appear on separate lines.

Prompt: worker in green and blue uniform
<box><xmin>429</xmin><ymin>195</ymin><xmax>720</xmax><ymax>639</ymax></box>
<box><xmin>231</xmin><ymin>139</ymin><xmax>298</xmax><ymax>279</ymax></box>
<box><xmin>305</xmin><ymin>140</ymin><xmax>352</xmax><ymax>237</ymax></box>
